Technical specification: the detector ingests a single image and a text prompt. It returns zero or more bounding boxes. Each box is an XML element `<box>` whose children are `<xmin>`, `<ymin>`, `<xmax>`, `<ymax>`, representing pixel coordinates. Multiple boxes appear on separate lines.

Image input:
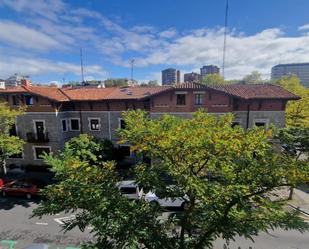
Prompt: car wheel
<box><xmin>149</xmin><ymin>200</ymin><xmax>159</xmax><ymax>208</ymax></box>
<box><xmin>181</xmin><ymin>201</ymin><xmax>189</xmax><ymax>210</ymax></box>
<box><xmin>26</xmin><ymin>193</ymin><xmax>32</xmax><ymax>199</ymax></box>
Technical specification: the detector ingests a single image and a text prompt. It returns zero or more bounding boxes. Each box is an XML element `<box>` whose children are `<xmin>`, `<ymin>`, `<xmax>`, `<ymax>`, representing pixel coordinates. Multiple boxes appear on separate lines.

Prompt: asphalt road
<box><xmin>0</xmin><ymin>197</ymin><xmax>308</xmax><ymax>249</ymax></box>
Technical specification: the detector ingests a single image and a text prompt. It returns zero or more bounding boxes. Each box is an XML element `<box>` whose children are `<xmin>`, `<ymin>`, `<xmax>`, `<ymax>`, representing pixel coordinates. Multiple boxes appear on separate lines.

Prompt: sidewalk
<box><xmin>289</xmin><ymin>187</ymin><xmax>309</xmax><ymax>216</ymax></box>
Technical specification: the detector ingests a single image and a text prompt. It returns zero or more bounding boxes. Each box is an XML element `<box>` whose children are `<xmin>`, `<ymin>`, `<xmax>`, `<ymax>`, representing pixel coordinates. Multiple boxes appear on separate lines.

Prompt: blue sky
<box><xmin>1</xmin><ymin>0</ymin><xmax>309</xmax><ymax>84</ymax></box>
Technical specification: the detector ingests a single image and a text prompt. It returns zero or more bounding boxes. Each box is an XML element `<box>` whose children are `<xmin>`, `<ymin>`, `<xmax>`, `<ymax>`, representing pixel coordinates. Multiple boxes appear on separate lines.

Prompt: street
<box><xmin>0</xmin><ymin>197</ymin><xmax>92</xmax><ymax>249</ymax></box>
<box><xmin>0</xmin><ymin>197</ymin><xmax>308</xmax><ymax>249</ymax></box>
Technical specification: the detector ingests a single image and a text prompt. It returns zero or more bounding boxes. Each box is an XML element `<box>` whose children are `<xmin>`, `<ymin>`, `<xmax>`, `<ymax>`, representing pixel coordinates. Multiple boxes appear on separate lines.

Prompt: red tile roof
<box><xmin>210</xmin><ymin>84</ymin><xmax>300</xmax><ymax>100</ymax></box>
<box><xmin>0</xmin><ymin>83</ymin><xmax>300</xmax><ymax>102</ymax></box>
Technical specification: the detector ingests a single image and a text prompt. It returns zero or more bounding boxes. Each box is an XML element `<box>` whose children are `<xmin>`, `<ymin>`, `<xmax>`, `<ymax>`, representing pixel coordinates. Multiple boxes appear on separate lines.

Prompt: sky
<box><xmin>1</xmin><ymin>0</ymin><xmax>309</xmax><ymax>84</ymax></box>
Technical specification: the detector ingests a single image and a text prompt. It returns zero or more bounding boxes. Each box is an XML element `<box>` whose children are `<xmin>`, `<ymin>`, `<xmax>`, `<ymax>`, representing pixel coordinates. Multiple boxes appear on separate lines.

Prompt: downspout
<box><xmin>79</xmin><ymin>102</ymin><xmax>83</xmax><ymax>133</ymax></box>
<box><xmin>246</xmin><ymin>102</ymin><xmax>250</xmax><ymax>129</ymax></box>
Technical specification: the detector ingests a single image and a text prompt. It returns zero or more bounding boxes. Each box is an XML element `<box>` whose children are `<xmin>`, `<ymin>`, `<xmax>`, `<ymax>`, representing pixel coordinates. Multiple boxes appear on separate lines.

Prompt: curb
<box><xmin>288</xmin><ymin>204</ymin><xmax>309</xmax><ymax>217</ymax></box>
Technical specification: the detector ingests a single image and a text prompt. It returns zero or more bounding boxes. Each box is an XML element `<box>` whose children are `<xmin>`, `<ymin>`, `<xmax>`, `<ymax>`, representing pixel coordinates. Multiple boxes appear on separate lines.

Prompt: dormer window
<box><xmin>25</xmin><ymin>96</ymin><xmax>33</xmax><ymax>106</ymax></box>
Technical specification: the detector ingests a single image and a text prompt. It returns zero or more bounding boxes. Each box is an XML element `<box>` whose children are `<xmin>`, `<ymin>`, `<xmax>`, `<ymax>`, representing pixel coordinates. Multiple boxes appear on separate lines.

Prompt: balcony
<box><xmin>26</xmin><ymin>132</ymin><xmax>49</xmax><ymax>143</ymax></box>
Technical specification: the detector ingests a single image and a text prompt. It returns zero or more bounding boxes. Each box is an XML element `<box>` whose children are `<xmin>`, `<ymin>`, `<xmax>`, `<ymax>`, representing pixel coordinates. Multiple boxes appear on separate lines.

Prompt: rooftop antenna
<box><xmin>130</xmin><ymin>59</ymin><xmax>135</xmax><ymax>83</ymax></box>
<box><xmin>222</xmin><ymin>0</ymin><xmax>229</xmax><ymax>78</ymax></box>
<box><xmin>80</xmin><ymin>47</ymin><xmax>85</xmax><ymax>83</ymax></box>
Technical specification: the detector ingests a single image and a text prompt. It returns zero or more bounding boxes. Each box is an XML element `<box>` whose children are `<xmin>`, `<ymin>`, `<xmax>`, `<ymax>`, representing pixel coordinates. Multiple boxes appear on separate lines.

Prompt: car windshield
<box><xmin>120</xmin><ymin>187</ymin><xmax>137</xmax><ymax>194</ymax></box>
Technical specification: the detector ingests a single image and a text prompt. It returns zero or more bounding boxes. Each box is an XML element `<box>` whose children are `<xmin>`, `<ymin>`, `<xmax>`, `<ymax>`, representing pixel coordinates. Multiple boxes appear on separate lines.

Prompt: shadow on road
<box><xmin>0</xmin><ymin>197</ymin><xmax>39</xmax><ymax>210</ymax></box>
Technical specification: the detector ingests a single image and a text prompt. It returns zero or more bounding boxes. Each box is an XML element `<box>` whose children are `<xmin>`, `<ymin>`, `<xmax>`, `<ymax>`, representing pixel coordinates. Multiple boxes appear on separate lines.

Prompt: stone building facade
<box><xmin>0</xmin><ymin>81</ymin><xmax>300</xmax><ymax>168</ymax></box>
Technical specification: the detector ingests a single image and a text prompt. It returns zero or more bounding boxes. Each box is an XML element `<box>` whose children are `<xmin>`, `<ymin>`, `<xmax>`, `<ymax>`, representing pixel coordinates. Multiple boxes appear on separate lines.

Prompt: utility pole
<box><xmin>222</xmin><ymin>0</ymin><xmax>229</xmax><ymax>79</ymax></box>
<box><xmin>80</xmin><ymin>47</ymin><xmax>85</xmax><ymax>83</ymax></box>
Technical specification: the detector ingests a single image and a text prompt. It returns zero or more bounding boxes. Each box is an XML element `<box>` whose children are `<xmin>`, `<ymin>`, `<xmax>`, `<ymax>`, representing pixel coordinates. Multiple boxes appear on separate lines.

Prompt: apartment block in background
<box><xmin>271</xmin><ymin>63</ymin><xmax>309</xmax><ymax>88</ymax></box>
<box><xmin>184</xmin><ymin>72</ymin><xmax>201</xmax><ymax>83</ymax></box>
<box><xmin>200</xmin><ymin>65</ymin><xmax>220</xmax><ymax>80</ymax></box>
<box><xmin>162</xmin><ymin>68</ymin><xmax>180</xmax><ymax>85</ymax></box>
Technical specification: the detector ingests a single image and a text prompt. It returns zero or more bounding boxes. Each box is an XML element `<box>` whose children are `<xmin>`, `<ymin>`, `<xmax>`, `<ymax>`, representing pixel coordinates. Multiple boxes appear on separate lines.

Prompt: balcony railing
<box><xmin>26</xmin><ymin>132</ymin><xmax>49</xmax><ymax>143</ymax></box>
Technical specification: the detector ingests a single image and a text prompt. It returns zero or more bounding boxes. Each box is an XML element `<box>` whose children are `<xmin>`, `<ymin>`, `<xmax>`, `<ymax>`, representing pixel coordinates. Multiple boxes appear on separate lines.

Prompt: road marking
<box><xmin>54</xmin><ymin>215</ymin><xmax>75</xmax><ymax>225</ymax></box>
<box><xmin>35</xmin><ymin>222</ymin><xmax>48</xmax><ymax>226</ymax></box>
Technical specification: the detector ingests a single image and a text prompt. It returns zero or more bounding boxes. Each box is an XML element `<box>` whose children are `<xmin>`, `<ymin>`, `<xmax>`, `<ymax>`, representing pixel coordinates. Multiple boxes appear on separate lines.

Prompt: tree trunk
<box><xmin>288</xmin><ymin>186</ymin><xmax>294</xmax><ymax>200</ymax></box>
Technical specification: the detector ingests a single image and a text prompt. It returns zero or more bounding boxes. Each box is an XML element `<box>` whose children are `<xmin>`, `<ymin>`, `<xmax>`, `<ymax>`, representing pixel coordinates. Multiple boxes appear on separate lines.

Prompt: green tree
<box><xmin>34</xmin><ymin>110</ymin><xmax>308</xmax><ymax>249</ymax></box>
<box><xmin>104</xmin><ymin>78</ymin><xmax>129</xmax><ymax>88</ymax></box>
<box><xmin>0</xmin><ymin>102</ymin><xmax>24</xmax><ymax>174</ymax></box>
<box><xmin>201</xmin><ymin>73</ymin><xmax>225</xmax><ymax>85</ymax></box>
<box><xmin>242</xmin><ymin>71</ymin><xmax>263</xmax><ymax>84</ymax></box>
<box><xmin>276</xmin><ymin>127</ymin><xmax>309</xmax><ymax>199</ymax></box>
<box><xmin>274</xmin><ymin>75</ymin><xmax>309</xmax><ymax>128</ymax></box>
<box><xmin>140</xmin><ymin>80</ymin><xmax>159</xmax><ymax>87</ymax></box>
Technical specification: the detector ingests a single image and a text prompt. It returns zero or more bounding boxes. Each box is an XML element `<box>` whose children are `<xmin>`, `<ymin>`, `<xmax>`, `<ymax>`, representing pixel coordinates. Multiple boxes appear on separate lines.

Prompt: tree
<box><xmin>0</xmin><ymin>102</ymin><xmax>24</xmax><ymax>175</ymax></box>
<box><xmin>140</xmin><ymin>80</ymin><xmax>159</xmax><ymax>87</ymax></box>
<box><xmin>242</xmin><ymin>71</ymin><xmax>263</xmax><ymax>84</ymax></box>
<box><xmin>201</xmin><ymin>73</ymin><xmax>225</xmax><ymax>85</ymax></box>
<box><xmin>275</xmin><ymin>127</ymin><xmax>309</xmax><ymax>199</ymax></box>
<box><xmin>104</xmin><ymin>78</ymin><xmax>129</xmax><ymax>88</ymax></box>
<box><xmin>34</xmin><ymin>110</ymin><xmax>308</xmax><ymax>249</ymax></box>
<box><xmin>274</xmin><ymin>75</ymin><xmax>309</xmax><ymax>128</ymax></box>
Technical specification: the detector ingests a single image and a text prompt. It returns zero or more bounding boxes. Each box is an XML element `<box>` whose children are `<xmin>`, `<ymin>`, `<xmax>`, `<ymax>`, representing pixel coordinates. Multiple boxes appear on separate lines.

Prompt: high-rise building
<box><xmin>184</xmin><ymin>72</ymin><xmax>201</xmax><ymax>82</ymax></box>
<box><xmin>162</xmin><ymin>68</ymin><xmax>180</xmax><ymax>85</ymax></box>
<box><xmin>271</xmin><ymin>63</ymin><xmax>309</xmax><ymax>88</ymax></box>
<box><xmin>200</xmin><ymin>65</ymin><xmax>220</xmax><ymax>79</ymax></box>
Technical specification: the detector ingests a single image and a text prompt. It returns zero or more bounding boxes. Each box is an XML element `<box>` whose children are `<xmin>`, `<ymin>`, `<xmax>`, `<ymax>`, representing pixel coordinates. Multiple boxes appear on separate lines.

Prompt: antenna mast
<box><xmin>130</xmin><ymin>59</ymin><xmax>135</xmax><ymax>82</ymax></box>
<box><xmin>222</xmin><ymin>0</ymin><xmax>229</xmax><ymax>78</ymax></box>
<box><xmin>80</xmin><ymin>47</ymin><xmax>85</xmax><ymax>83</ymax></box>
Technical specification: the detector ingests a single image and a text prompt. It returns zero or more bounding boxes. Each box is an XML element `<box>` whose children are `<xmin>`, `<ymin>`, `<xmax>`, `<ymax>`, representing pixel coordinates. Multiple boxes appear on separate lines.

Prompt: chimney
<box><xmin>21</xmin><ymin>79</ymin><xmax>31</xmax><ymax>86</ymax></box>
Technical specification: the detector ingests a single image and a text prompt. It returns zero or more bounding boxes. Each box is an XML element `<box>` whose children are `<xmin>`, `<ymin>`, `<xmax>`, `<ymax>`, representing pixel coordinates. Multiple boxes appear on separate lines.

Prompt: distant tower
<box><xmin>162</xmin><ymin>68</ymin><xmax>181</xmax><ymax>85</ymax></box>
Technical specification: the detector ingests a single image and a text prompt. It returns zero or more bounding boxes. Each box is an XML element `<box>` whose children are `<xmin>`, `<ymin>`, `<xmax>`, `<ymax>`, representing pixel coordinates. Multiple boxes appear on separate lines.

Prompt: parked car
<box><xmin>143</xmin><ymin>190</ymin><xmax>188</xmax><ymax>209</ymax></box>
<box><xmin>0</xmin><ymin>179</ymin><xmax>38</xmax><ymax>199</ymax></box>
<box><xmin>117</xmin><ymin>180</ymin><xmax>142</xmax><ymax>200</ymax></box>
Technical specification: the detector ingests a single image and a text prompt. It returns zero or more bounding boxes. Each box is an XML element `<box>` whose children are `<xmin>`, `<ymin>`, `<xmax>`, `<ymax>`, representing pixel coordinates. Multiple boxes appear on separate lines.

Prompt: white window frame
<box><xmin>61</xmin><ymin>119</ymin><xmax>68</xmax><ymax>132</ymax></box>
<box><xmin>253</xmin><ymin>118</ymin><xmax>269</xmax><ymax>129</ymax></box>
<box><xmin>194</xmin><ymin>93</ymin><xmax>204</xmax><ymax>105</ymax></box>
<box><xmin>69</xmin><ymin>118</ymin><xmax>80</xmax><ymax>131</ymax></box>
<box><xmin>33</xmin><ymin>120</ymin><xmax>46</xmax><ymax>134</ymax></box>
<box><xmin>33</xmin><ymin>146</ymin><xmax>51</xmax><ymax>160</ymax></box>
<box><xmin>88</xmin><ymin>117</ymin><xmax>101</xmax><ymax>131</ymax></box>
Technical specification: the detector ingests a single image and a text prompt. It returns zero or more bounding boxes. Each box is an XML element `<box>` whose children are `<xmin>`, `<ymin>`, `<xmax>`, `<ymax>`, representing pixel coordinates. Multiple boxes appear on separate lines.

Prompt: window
<box><xmin>61</xmin><ymin>119</ymin><xmax>67</xmax><ymax>132</ymax></box>
<box><xmin>253</xmin><ymin>119</ymin><xmax>268</xmax><ymax>129</ymax></box>
<box><xmin>176</xmin><ymin>94</ymin><xmax>186</xmax><ymax>105</ymax></box>
<box><xmin>12</xmin><ymin>96</ymin><xmax>19</xmax><ymax>106</ymax></box>
<box><xmin>89</xmin><ymin>118</ymin><xmax>100</xmax><ymax>131</ymax></box>
<box><xmin>34</xmin><ymin>147</ymin><xmax>51</xmax><ymax>160</ymax></box>
<box><xmin>70</xmin><ymin>119</ymin><xmax>80</xmax><ymax>131</ymax></box>
<box><xmin>194</xmin><ymin>94</ymin><xmax>203</xmax><ymax>105</ymax></box>
<box><xmin>119</xmin><ymin>118</ymin><xmax>126</xmax><ymax>129</ymax></box>
<box><xmin>25</xmin><ymin>96</ymin><xmax>33</xmax><ymax>105</ymax></box>
<box><xmin>255</xmin><ymin>122</ymin><xmax>266</xmax><ymax>127</ymax></box>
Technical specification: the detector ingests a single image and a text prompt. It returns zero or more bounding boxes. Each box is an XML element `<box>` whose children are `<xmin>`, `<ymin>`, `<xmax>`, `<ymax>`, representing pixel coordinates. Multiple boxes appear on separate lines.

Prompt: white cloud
<box><xmin>0</xmin><ymin>20</ymin><xmax>61</xmax><ymax>51</ymax></box>
<box><xmin>0</xmin><ymin>57</ymin><xmax>107</xmax><ymax>79</ymax></box>
<box><xmin>1</xmin><ymin>0</ymin><xmax>309</xmax><ymax>81</ymax></box>
<box><xmin>159</xmin><ymin>28</ymin><xmax>177</xmax><ymax>39</ymax></box>
<box><xmin>298</xmin><ymin>24</ymin><xmax>309</xmax><ymax>31</ymax></box>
